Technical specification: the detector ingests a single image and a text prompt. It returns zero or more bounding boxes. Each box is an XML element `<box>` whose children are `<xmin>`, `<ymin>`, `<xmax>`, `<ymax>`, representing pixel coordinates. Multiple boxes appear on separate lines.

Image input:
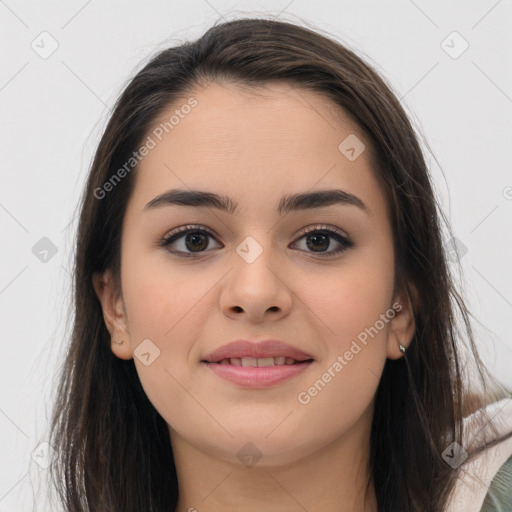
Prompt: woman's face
<box><xmin>94</xmin><ymin>81</ymin><xmax>415</xmax><ymax>467</ymax></box>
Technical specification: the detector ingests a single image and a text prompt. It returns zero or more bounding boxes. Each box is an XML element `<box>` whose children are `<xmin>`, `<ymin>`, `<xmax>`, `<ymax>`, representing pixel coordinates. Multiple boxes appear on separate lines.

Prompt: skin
<box><xmin>93</xmin><ymin>81</ymin><xmax>416</xmax><ymax>512</ymax></box>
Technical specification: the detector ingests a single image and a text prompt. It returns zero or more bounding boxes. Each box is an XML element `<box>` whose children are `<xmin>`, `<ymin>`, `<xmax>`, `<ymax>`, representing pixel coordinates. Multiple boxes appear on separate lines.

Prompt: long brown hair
<box><xmin>48</xmin><ymin>16</ymin><xmax>511</xmax><ymax>511</ymax></box>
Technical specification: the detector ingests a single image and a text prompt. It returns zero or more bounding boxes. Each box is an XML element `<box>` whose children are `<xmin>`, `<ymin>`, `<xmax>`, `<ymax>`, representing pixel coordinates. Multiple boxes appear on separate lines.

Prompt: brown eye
<box><xmin>161</xmin><ymin>225</ymin><xmax>221</xmax><ymax>257</ymax></box>
<box><xmin>291</xmin><ymin>225</ymin><xmax>353</xmax><ymax>257</ymax></box>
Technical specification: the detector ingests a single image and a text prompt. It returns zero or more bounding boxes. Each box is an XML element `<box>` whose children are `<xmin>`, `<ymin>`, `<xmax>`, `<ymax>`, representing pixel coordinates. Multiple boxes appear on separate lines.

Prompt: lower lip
<box><xmin>203</xmin><ymin>361</ymin><xmax>313</xmax><ymax>388</ymax></box>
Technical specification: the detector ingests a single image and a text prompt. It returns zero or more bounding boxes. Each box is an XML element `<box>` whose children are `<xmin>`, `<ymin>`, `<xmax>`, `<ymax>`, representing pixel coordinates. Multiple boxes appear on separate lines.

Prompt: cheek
<box><xmin>298</xmin><ymin>251</ymin><xmax>395</xmax><ymax>346</ymax></box>
<box><xmin>120</xmin><ymin>257</ymin><xmax>217</xmax><ymax>413</ymax></box>
<box><xmin>294</xmin><ymin>248</ymin><xmax>394</xmax><ymax>403</ymax></box>
<box><xmin>292</xmin><ymin>273</ymin><xmax>393</xmax><ymax>450</ymax></box>
<box><xmin>122</xmin><ymin>253</ymin><xmax>211</xmax><ymax>343</ymax></box>
<box><xmin>121</xmin><ymin>269</ymin><xmax>206</xmax><ymax>433</ymax></box>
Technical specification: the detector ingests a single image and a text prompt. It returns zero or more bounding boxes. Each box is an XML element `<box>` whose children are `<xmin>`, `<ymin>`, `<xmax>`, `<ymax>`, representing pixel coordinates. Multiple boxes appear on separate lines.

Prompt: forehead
<box><xmin>150</xmin><ymin>81</ymin><xmax>365</xmax><ymax>159</ymax></box>
<box><xmin>126</xmin><ymin>81</ymin><xmax>387</xmax><ymax>221</ymax></box>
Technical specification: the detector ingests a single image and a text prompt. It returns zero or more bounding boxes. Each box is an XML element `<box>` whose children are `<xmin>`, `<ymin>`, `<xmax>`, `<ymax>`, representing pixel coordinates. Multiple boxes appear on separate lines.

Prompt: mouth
<box><xmin>205</xmin><ymin>356</ymin><xmax>314</xmax><ymax>366</ymax></box>
<box><xmin>201</xmin><ymin>339</ymin><xmax>315</xmax><ymax>387</ymax></box>
<box><xmin>201</xmin><ymin>356</ymin><xmax>315</xmax><ymax>388</ymax></box>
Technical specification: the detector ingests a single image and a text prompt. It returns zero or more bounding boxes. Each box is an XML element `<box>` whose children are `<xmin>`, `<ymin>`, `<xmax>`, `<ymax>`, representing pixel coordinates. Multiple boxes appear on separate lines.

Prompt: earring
<box><xmin>399</xmin><ymin>343</ymin><xmax>406</xmax><ymax>354</ymax></box>
<box><xmin>113</xmin><ymin>339</ymin><xmax>124</xmax><ymax>345</ymax></box>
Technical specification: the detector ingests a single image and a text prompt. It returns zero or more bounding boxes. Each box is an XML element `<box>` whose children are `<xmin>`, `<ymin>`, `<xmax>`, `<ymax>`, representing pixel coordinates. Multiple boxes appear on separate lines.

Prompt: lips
<box><xmin>217</xmin><ymin>356</ymin><xmax>300</xmax><ymax>366</ymax></box>
<box><xmin>202</xmin><ymin>340</ymin><xmax>315</xmax><ymax>388</ymax></box>
<box><xmin>202</xmin><ymin>339</ymin><xmax>315</xmax><ymax>364</ymax></box>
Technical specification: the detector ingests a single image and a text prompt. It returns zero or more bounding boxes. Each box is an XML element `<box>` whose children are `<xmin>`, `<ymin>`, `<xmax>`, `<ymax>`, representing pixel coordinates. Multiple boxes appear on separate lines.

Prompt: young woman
<box><xmin>48</xmin><ymin>17</ymin><xmax>512</xmax><ymax>511</ymax></box>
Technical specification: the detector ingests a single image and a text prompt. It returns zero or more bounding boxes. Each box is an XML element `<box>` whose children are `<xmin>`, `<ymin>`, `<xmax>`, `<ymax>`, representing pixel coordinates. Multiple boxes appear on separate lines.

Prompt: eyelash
<box><xmin>159</xmin><ymin>224</ymin><xmax>354</xmax><ymax>258</ymax></box>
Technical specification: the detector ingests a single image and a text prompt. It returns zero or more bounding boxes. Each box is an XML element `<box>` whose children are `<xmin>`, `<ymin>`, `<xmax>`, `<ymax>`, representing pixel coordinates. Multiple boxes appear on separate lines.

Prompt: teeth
<box><xmin>256</xmin><ymin>357</ymin><xmax>275</xmax><ymax>367</ymax></box>
<box><xmin>217</xmin><ymin>356</ymin><xmax>300</xmax><ymax>366</ymax></box>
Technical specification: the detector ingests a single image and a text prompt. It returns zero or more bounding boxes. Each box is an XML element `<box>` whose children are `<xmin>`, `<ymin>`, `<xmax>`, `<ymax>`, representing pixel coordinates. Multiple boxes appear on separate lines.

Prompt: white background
<box><xmin>0</xmin><ymin>1</ymin><xmax>511</xmax><ymax>509</ymax></box>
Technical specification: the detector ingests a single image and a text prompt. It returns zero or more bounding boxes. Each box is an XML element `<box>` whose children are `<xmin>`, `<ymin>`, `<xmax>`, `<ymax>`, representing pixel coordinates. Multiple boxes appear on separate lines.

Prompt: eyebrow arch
<box><xmin>143</xmin><ymin>188</ymin><xmax>369</xmax><ymax>216</ymax></box>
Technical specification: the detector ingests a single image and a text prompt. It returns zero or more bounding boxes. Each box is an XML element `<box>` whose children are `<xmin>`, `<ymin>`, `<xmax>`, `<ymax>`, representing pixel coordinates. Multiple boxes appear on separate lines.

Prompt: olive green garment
<box><xmin>479</xmin><ymin>455</ymin><xmax>512</xmax><ymax>511</ymax></box>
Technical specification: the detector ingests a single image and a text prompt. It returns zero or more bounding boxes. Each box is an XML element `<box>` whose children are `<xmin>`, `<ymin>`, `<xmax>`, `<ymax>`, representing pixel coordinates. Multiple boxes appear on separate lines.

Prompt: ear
<box><xmin>386</xmin><ymin>284</ymin><xmax>416</xmax><ymax>360</ymax></box>
<box><xmin>92</xmin><ymin>270</ymin><xmax>133</xmax><ymax>360</ymax></box>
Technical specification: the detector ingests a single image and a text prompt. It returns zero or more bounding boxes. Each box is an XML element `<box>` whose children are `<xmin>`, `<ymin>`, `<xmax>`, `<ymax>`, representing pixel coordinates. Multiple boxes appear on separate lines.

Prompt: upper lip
<box><xmin>202</xmin><ymin>339</ymin><xmax>315</xmax><ymax>363</ymax></box>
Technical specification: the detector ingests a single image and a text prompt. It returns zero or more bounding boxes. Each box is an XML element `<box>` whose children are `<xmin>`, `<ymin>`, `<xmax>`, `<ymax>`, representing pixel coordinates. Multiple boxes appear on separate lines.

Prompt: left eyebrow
<box><xmin>143</xmin><ymin>188</ymin><xmax>369</xmax><ymax>216</ymax></box>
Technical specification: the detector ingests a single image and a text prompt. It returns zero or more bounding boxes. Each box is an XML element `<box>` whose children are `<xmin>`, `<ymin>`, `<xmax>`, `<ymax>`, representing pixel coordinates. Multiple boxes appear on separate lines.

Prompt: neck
<box><xmin>170</xmin><ymin>405</ymin><xmax>378</xmax><ymax>512</ymax></box>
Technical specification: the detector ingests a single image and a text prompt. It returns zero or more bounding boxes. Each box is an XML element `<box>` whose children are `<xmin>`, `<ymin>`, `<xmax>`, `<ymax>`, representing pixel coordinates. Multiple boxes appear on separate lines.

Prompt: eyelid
<box><xmin>162</xmin><ymin>223</ymin><xmax>216</xmax><ymax>239</ymax></box>
<box><xmin>295</xmin><ymin>223</ymin><xmax>349</xmax><ymax>239</ymax></box>
<box><xmin>162</xmin><ymin>223</ymin><xmax>350</xmax><ymax>241</ymax></box>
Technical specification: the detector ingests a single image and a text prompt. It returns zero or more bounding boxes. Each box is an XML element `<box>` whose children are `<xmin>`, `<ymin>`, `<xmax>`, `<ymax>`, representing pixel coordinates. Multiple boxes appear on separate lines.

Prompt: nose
<box><xmin>219</xmin><ymin>237</ymin><xmax>293</xmax><ymax>324</ymax></box>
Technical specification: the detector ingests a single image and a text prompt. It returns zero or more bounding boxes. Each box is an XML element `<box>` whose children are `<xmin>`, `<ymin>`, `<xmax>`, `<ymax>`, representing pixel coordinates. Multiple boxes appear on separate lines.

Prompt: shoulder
<box><xmin>445</xmin><ymin>398</ymin><xmax>512</xmax><ymax>512</ymax></box>
<box><xmin>479</xmin><ymin>453</ymin><xmax>512</xmax><ymax>512</ymax></box>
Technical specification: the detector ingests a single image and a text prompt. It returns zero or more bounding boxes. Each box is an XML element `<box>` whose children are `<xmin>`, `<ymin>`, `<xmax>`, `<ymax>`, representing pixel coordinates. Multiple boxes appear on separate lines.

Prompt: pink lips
<box><xmin>202</xmin><ymin>339</ymin><xmax>314</xmax><ymax>388</ymax></box>
<box><xmin>203</xmin><ymin>339</ymin><xmax>314</xmax><ymax>363</ymax></box>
